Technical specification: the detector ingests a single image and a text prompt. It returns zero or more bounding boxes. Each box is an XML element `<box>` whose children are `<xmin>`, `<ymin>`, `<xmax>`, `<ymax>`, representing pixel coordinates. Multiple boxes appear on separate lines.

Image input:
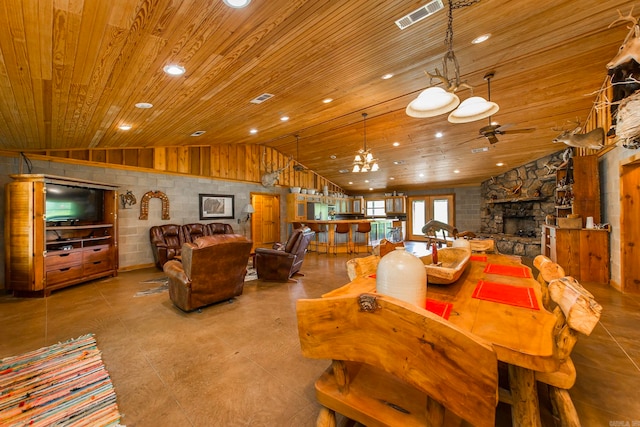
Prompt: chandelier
<box><xmin>406</xmin><ymin>0</ymin><xmax>497</xmax><ymax>123</ymax></box>
<box><xmin>352</xmin><ymin>113</ymin><xmax>379</xmax><ymax>173</ymax></box>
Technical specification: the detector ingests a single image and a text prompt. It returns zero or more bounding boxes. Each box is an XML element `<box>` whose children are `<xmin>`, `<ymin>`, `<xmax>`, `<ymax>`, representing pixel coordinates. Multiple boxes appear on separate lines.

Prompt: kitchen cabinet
<box><xmin>541</xmin><ymin>224</ymin><xmax>609</xmax><ymax>283</ymax></box>
<box><xmin>384</xmin><ymin>196</ymin><xmax>406</xmax><ymax>214</ymax></box>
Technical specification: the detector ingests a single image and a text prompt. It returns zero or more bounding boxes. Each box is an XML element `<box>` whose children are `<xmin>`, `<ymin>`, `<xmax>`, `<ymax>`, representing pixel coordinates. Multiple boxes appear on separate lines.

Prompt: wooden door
<box><xmin>251</xmin><ymin>193</ymin><xmax>280</xmax><ymax>249</ymax></box>
<box><xmin>621</xmin><ymin>157</ymin><xmax>640</xmax><ymax>294</ymax></box>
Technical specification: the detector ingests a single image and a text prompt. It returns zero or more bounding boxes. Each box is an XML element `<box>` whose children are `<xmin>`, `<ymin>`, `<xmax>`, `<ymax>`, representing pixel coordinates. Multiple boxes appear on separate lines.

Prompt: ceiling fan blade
<box><xmin>499</xmin><ymin>127</ymin><xmax>535</xmax><ymax>134</ymax></box>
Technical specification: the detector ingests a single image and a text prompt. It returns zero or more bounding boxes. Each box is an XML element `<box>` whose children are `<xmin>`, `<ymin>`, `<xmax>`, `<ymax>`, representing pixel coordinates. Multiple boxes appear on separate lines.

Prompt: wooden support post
<box><xmin>508</xmin><ymin>364</ymin><xmax>541</xmax><ymax>427</ymax></box>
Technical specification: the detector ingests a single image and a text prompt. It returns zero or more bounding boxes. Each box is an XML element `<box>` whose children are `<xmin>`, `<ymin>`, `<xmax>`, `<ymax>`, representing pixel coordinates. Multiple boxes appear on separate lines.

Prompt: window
<box><xmin>407</xmin><ymin>194</ymin><xmax>455</xmax><ymax>240</ymax></box>
<box><xmin>366</xmin><ymin>200</ymin><xmax>385</xmax><ymax>217</ymax></box>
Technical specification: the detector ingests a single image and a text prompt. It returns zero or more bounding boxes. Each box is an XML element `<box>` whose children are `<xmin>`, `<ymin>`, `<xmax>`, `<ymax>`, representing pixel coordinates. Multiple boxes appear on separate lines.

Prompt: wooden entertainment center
<box><xmin>5</xmin><ymin>174</ymin><xmax>119</xmax><ymax>297</ymax></box>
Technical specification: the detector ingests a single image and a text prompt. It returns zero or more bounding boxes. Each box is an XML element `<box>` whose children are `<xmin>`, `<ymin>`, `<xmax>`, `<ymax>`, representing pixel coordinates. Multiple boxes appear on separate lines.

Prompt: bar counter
<box><xmin>289</xmin><ymin>219</ymin><xmax>400</xmax><ymax>253</ymax></box>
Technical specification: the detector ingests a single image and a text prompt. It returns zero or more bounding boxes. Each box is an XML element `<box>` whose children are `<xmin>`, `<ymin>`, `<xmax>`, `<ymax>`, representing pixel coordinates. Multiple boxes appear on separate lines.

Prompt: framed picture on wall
<box><xmin>199</xmin><ymin>194</ymin><xmax>234</xmax><ymax>219</ymax></box>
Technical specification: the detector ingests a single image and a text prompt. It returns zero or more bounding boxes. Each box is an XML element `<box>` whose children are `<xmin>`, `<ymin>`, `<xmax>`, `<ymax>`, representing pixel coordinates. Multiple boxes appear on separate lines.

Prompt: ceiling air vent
<box><xmin>395</xmin><ymin>0</ymin><xmax>444</xmax><ymax>30</ymax></box>
<box><xmin>250</xmin><ymin>93</ymin><xmax>274</xmax><ymax>104</ymax></box>
<box><xmin>471</xmin><ymin>147</ymin><xmax>489</xmax><ymax>153</ymax></box>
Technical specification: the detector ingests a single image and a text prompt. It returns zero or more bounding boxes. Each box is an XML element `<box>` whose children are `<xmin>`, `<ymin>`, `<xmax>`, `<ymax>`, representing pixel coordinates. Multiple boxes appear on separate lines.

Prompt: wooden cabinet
<box><xmin>384</xmin><ymin>196</ymin><xmax>406</xmax><ymax>214</ymax></box>
<box><xmin>5</xmin><ymin>174</ymin><xmax>119</xmax><ymax>297</ymax></box>
<box><xmin>351</xmin><ymin>197</ymin><xmax>364</xmax><ymax>214</ymax></box>
<box><xmin>287</xmin><ymin>193</ymin><xmax>307</xmax><ymax>221</ymax></box>
<box><xmin>541</xmin><ymin>225</ymin><xmax>609</xmax><ymax>283</ymax></box>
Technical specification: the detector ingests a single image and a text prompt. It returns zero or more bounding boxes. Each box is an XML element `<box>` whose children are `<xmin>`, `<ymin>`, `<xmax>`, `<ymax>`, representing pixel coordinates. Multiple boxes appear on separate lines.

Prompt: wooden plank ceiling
<box><xmin>0</xmin><ymin>0</ymin><xmax>635</xmax><ymax>191</ymax></box>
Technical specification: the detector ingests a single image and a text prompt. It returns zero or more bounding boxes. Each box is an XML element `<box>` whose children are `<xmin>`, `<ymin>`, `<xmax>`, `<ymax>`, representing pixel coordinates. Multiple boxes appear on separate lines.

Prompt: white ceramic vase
<box><xmin>376</xmin><ymin>247</ymin><xmax>426</xmax><ymax>307</ymax></box>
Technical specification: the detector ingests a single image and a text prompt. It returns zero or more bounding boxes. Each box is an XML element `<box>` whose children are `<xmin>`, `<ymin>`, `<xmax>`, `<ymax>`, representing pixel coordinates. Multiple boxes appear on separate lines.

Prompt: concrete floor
<box><xmin>1</xmin><ymin>245</ymin><xmax>639</xmax><ymax>426</ymax></box>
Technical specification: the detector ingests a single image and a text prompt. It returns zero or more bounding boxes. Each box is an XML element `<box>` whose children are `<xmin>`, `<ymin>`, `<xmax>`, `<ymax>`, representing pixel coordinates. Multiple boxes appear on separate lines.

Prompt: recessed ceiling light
<box><xmin>118</xmin><ymin>124</ymin><xmax>132</xmax><ymax>131</ymax></box>
<box><xmin>191</xmin><ymin>131</ymin><xmax>206</xmax><ymax>137</ymax></box>
<box><xmin>163</xmin><ymin>64</ymin><xmax>185</xmax><ymax>76</ymax></box>
<box><xmin>249</xmin><ymin>128</ymin><xmax>258</xmax><ymax>134</ymax></box>
<box><xmin>223</xmin><ymin>0</ymin><xmax>251</xmax><ymax>8</ymax></box>
<box><xmin>382</xmin><ymin>73</ymin><xmax>394</xmax><ymax>80</ymax></box>
<box><xmin>435</xmin><ymin>132</ymin><xmax>443</xmax><ymax>138</ymax></box>
<box><xmin>135</xmin><ymin>102</ymin><xmax>153</xmax><ymax>109</ymax></box>
<box><xmin>472</xmin><ymin>33</ymin><xmax>491</xmax><ymax>44</ymax></box>
<box><xmin>392</xmin><ymin>141</ymin><xmax>400</xmax><ymax>147</ymax></box>
<box><xmin>369</xmin><ymin>188</ymin><xmax>374</xmax><ymax>191</ymax></box>
<box><xmin>323</xmin><ymin>98</ymin><xmax>333</xmax><ymax>104</ymax></box>
<box><xmin>348</xmin><ymin>181</ymin><xmax>353</xmax><ymax>184</ymax></box>
<box><xmin>496</xmin><ymin>162</ymin><xmax>504</xmax><ymax>166</ymax></box>
<box><xmin>419</xmin><ymin>173</ymin><xmax>425</xmax><ymax>177</ymax></box>
<box><xmin>364</xmin><ymin>180</ymin><xmax>369</xmax><ymax>183</ymax></box>
<box><xmin>389</xmin><ymin>177</ymin><xmax>395</xmax><ymax>180</ymax></box>
<box><xmin>454</xmin><ymin>169</ymin><xmax>460</xmax><ymax>173</ymax></box>
<box><xmin>393</xmin><ymin>160</ymin><xmax>405</xmax><ymax>165</ymax></box>
<box><xmin>330</xmin><ymin>154</ymin><xmax>337</xmax><ymax>159</ymax></box>
<box><xmin>280</xmin><ymin>116</ymin><xmax>289</xmax><ymax>122</ymax></box>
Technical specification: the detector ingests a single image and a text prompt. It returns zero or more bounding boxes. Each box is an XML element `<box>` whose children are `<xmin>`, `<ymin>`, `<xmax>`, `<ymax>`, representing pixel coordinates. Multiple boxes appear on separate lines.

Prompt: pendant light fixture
<box><xmin>406</xmin><ymin>0</ymin><xmax>496</xmax><ymax>123</ymax></box>
<box><xmin>352</xmin><ymin>113</ymin><xmax>379</xmax><ymax>173</ymax></box>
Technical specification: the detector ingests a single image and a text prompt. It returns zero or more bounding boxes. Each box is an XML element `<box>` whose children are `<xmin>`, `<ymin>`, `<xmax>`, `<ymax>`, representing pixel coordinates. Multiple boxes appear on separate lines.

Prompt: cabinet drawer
<box><xmin>84</xmin><ymin>259</ymin><xmax>112</xmax><ymax>276</ymax></box>
<box><xmin>46</xmin><ymin>251</ymin><xmax>83</xmax><ymax>270</ymax></box>
<box><xmin>84</xmin><ymin>245</ymin><xmax>111</xmax><ymax>263</ymax></box>
<box><xmin>46</xmin><ymin>265</ymin><xmax>83</xmax><ymax>285</ymax></box>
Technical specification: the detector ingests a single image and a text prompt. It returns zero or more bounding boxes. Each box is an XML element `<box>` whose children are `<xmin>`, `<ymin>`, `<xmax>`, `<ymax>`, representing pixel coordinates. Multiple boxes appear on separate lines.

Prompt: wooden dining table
<box><xmin>322</xmin><ymin>253</ymin><xmax>559</xmax><ymax>427</ymax></box>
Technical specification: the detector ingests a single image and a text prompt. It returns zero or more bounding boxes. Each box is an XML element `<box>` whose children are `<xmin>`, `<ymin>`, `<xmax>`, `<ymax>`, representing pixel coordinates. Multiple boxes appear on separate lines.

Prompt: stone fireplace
<box><xmin>479</xmin><ymin>151</ymin><xmax>565</xmax><ymax>257</ymax></box>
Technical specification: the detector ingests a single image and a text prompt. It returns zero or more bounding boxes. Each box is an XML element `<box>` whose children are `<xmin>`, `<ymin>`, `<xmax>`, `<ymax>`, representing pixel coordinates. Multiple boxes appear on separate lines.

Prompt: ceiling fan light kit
<box><xmin>447</xmin><ymin>96</ymin><xmax>499</xmax><ymax>123</ymax></box>
<box><xmin>406</xmin><ymin>87</ymin><xmax>460</xmax><ymax>118</ymax></box>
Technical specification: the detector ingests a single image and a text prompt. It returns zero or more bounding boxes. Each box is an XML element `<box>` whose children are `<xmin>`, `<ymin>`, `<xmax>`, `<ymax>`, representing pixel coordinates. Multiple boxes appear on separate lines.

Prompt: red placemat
<box><xmin>483</xmin><ymin>263</ymin><xmax>532</xmax><ymax>278</ymax></box>
<box><xmin>472</xmin><ymin>280</ymin><xmax>539</xmax><ymax>310</ymax></box>
<box><xmin>426</xmin><ymin>299</ymin><xmax>453</xmax><ymax>320</ymax></box>
<box><xmin>470</xmin><ymin>255</ymin><xmax>487</xmax><ymax>262</ymax></box>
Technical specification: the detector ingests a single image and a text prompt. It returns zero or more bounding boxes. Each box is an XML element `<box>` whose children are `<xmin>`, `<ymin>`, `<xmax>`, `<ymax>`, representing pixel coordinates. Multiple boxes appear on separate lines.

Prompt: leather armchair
<box><xmin>150</xmin><ymin>222</ymin><xmax>235</xmax><ymax>268</ymax></box>
<box><xmin>163</xmin><ymin>234</ymin><xmax>253</xmax><ymax>312</ymax></box>
<box><xmin>255</xmin><ymin>227</ymin><xmax>315</xmax><ymax>281</ymax></box>
<box><xmin>149</xmin><ymin>224</ymin><xmax>185</xmax><ymax>268</ymax></box>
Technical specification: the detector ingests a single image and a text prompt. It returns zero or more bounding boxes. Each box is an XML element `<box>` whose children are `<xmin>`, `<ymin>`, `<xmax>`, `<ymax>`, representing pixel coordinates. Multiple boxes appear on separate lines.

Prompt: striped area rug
<box><xmin>0</xmin><ymin>334</ymin><xmax>123</xmax><ymax>426</ymax></box>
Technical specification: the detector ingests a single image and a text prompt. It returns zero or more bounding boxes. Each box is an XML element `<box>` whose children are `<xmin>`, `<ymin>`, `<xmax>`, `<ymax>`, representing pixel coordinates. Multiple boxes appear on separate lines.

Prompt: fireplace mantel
<box><xmin>488</xmin><ymin>196</ymin><xmax>545</xmax><ymax>204</ymax></box>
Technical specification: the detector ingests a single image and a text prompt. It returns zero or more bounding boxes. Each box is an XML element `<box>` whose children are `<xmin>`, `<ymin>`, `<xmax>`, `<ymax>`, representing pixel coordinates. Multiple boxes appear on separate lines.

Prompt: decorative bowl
<box><xmin>290</xmin><ymin>186</ymin><xmax>301</xmax><ymax>193</ymax></box>
<box><xmin>308</xmin><ymin>189</ymin><xmax>316</xmax><ymax>195</ymax></box>
<box><xmin>420</xmin><ymin>247</ymin><xmax>471</xmax><ymax>285</ymax></box>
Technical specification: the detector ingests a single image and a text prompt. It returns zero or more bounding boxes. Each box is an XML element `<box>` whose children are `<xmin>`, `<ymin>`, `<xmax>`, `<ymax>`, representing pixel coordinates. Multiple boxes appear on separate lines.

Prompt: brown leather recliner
<box><xmin>150</xmin><ymin>222</ymin><xmax>235</xmax><ymax>268</ymax></box>
<box><xmin>150</xmin><ymin>224</ymin><xmax>185</xmax><ymax>269</ymax></box>
<box><xmin>255</xmin><ymin>227</ymin><xmax>315</xmax><ymax>281</ymax></box>
<box><xmin>163</xmin><ymin>234</ymin><xmax>253</xmax><ymax>312</ymax></box>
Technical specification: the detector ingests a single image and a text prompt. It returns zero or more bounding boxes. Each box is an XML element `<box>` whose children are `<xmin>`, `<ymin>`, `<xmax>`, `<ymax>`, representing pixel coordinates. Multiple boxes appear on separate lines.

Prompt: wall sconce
<box><xmin>242</xmin><ymin>203</ymin><xmax>255</xmax><ymax>222</ymax></box>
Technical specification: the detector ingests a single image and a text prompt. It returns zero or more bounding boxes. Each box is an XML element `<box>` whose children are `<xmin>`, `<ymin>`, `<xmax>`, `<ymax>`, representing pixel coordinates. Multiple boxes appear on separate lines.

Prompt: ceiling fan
<box><xmin>476</xmin><ymin>72</ymin><xmax>535</xmax><ymax>145</ymax></box>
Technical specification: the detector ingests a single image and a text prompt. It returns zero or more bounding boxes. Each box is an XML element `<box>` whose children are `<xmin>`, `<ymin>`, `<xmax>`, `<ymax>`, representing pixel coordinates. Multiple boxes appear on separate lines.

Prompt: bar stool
<box><xmin>333</xmin><ymin>222</ymin><xmax>352</xmax><ymax>255</ymax></box>
<box><xmin>353</xmin><ymin>222</ymin><xmax>372</xmax><ymax>254</ymax></box>
<box><xmin>307</xmin><ymin>223</ymin><xmax>328</xmax><ymax>254</ymax></box>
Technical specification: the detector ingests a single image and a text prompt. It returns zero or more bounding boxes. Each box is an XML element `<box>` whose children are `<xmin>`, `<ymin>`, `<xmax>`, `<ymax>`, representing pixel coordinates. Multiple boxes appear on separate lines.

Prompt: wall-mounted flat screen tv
<box><xmin>45</xmin><ymin>183</ymin><xmax>104</xmax><ymax>225</ymax></box>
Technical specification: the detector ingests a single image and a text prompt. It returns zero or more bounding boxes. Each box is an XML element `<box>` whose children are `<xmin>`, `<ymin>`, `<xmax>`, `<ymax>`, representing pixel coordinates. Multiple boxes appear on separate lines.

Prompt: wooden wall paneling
<box><xmin>48</xmin><ymin>150</ymin><xmax>69</xmax><ymax>158</ymax></box>
<box><xmin>154</xmin><ymin>147</ymin><xmax>167</xmax><ymax>170</ymax></box>
<box><xmin>189</xmin><ymin>147</ymin><xmax>201</xmax><ymax>175</ymax></box>
<box><xmin>91</xmin><ymin>149</ymin><xmax>106</xmax><ymax>163</ymax></box>
<box><xmin>176</xmin><ymin>147</ymin><xmax>189</xmax><ymax>173</ymax></box>
<box><xmin>199</xmin><ymin>147</ymin><xmax>210</xmax><ymax>177</ymax></box>
<box><xmin>219</xmin><ymin>144</ymin><xmax>230</xmax><ymax>178</ymax></box>
<box><xmin>138</xmin><ymin>148</ymin><xmax>153</xmax><ymax>169</ymax></box>
<box><xmin>248</xmin><ymin>145</ymin><xmax>259</xmax><ymax>182</ymax></box>
<box><xmin>69</xmin><ymin>150</ymin><xmax>89</xmax><ymax>161</ymax></box>
<box><xmin>165</xmin><ymin>147</ymin><xmax>177</xmax><ymax>172</ymax></box>
<box><xmin>124</xmin><ymin>149</ymin><xmax>138</xmax><ymax>167</ymax></box>
<box><xmin>233</xmin><ymin>144</ymin><xmax>244</xmax><ymax>181</ymax></box>
<box><xmin>621</xmin><ymin>158</ymin><xmax>640</xmax><ymax>294</ymax></box>
<box><xmin>210</xmin><ymin>145</ymin><xmax>220</xmax><ymax>178</ymax></box>
<box><xmin>107</xmin><ymin>149</ymin><xmax>123</xmax><ymax>165</ymax></box>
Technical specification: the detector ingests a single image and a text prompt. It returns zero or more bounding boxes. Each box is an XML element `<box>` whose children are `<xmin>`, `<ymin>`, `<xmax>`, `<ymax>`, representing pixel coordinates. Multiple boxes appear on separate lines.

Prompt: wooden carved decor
<box><xmin>139</xmin><ymin>191</ymin><xmax>170</xmax><ymax>220</ymax></box>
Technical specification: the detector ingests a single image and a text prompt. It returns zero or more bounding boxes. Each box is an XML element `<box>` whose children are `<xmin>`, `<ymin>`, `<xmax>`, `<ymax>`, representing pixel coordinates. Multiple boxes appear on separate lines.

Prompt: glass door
<box><xmin>407</xmin><ymin>195</ymin><xmax>454</xmax><ymax>241</ymax></box>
